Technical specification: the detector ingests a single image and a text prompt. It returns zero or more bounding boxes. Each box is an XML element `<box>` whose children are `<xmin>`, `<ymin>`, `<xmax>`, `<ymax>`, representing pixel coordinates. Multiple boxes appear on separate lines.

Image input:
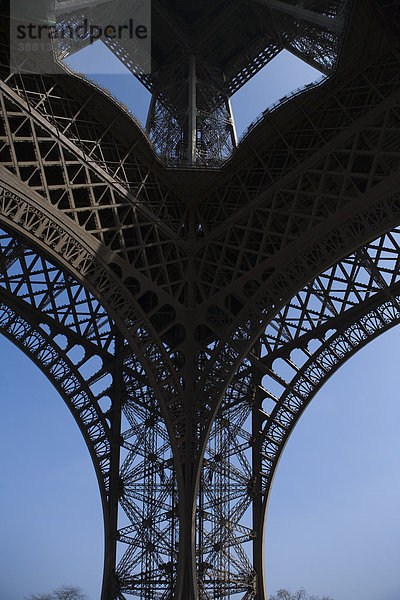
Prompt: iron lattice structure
<box><xmin>1</xmin><ymin>0</ymin><xmax>400</xmax><ymax>599</ymax></box>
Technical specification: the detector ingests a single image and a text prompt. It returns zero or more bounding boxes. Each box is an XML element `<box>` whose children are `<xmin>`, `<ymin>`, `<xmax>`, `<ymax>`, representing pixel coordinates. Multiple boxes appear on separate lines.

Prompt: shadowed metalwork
<box><xmin>1</xmin><ymin>1</ymin><xmax>400</xmax><ymax>599</ymax></box>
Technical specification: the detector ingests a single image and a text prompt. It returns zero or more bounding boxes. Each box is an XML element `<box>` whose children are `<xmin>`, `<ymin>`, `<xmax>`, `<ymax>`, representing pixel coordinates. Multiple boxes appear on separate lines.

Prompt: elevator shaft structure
<box><xmin>1</xmin><ymin>1</ymin><xmax>400</xmax><ymax>599</ymax></box>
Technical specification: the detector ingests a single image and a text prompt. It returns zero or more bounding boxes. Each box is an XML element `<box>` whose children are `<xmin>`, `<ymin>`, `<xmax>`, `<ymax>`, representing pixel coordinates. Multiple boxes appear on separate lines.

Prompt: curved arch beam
<box><xmin>2</xmin><ymin>3</ymin><xmax>398</xmax><ymax>598</ymax></box>
<box><xmin>0</xmin><ymin>300</ymin><xmax>112</xmax><ymax>490</ymax></box>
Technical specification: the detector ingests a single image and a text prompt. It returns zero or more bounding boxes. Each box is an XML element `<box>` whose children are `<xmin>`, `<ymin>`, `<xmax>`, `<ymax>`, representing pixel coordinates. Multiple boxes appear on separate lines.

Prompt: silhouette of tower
<box><xmin>1</xmin><ymin>1</ymin><xmax>400</xmax><ymax>599</ymax></box>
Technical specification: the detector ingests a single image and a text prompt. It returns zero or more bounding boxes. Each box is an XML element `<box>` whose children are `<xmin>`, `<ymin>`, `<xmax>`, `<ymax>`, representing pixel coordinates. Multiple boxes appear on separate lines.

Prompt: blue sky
<box><xmin>1</xmin><ymin>41</ymin><xmax>399</xmax><ymax>600</ymax></box>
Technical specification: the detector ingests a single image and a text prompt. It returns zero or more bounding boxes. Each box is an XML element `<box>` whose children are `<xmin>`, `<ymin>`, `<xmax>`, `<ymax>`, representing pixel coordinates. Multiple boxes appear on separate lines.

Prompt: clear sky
<box><xmin>1</xmin><ymin>40</ymin><xmax>399</xmax><ymax>600</ymax></box>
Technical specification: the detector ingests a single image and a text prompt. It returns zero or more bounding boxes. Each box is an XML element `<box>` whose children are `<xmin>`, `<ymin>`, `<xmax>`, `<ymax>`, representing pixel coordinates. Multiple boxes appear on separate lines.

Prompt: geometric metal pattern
<box><xmin>1</xmin><ymin>1</ymin><xmax>400</xmax><ymax>599</ymax></box>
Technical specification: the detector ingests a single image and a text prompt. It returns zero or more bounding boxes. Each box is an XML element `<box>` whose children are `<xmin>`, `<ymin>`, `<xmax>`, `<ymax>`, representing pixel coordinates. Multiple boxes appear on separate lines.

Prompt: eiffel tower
<box><xmin>1</xmin><ymin>1</ymin><xmax>400</xmax><ymax>598</ymax></box>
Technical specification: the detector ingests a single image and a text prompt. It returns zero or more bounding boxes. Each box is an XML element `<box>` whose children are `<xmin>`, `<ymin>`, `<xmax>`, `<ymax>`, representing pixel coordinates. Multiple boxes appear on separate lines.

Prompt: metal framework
<box><xmin>1</xmin><ymin>0</ymin><xmax>400</xmax><ymax>599</ymax></box>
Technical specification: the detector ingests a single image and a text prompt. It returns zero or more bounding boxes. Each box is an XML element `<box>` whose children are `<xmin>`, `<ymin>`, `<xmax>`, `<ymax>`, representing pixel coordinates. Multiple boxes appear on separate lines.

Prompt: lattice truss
<box><xmin>197</xmin><ymin>359</ymin><xmax>258</xmax><ymax>600</ymax></box>
<box><xmin>0</xmin><ymin>1</ymin><xmax>400</xmax><ymax>599</ymax></box>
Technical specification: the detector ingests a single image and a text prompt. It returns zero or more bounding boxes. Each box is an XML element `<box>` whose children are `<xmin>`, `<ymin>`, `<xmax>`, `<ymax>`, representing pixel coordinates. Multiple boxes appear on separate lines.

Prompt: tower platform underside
<box><xmin>52</xmin><ymin>0</ymin><xmax>352</xmax><ymax>166</ymax></box>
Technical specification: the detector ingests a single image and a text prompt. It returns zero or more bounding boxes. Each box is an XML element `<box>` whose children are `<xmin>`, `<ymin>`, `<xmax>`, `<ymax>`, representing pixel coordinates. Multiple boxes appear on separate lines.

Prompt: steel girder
<box><xmin>1</xmin><ymin>0</ymin><xmax>400</xmax><ymax>599</ymax></box>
